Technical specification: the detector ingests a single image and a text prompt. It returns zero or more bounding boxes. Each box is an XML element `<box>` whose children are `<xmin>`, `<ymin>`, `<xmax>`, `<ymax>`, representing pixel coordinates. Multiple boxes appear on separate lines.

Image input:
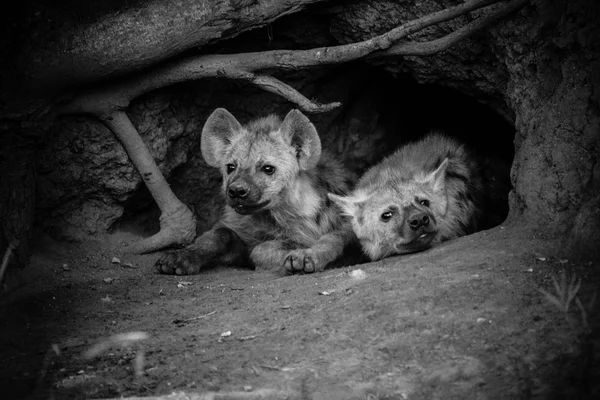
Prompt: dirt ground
<box><xmin>1</xmin><ymin>223</ymin><xmax>598</xmax><ymax>400</ymax></box>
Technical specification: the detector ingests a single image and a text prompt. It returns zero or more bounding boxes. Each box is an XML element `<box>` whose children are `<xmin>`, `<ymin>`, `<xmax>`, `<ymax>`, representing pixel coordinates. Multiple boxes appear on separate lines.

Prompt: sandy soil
<box><xmin>1</xmin><ymin>224</ymin><xmax>598</xmax><ymax>400</ymax></box>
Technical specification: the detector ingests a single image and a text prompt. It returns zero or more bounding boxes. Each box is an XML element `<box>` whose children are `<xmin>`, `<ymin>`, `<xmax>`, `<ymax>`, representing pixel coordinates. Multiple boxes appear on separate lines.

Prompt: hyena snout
<box><xmin>228</xmin><ymin>182</ymin><xmax>250</xmax><ymax>199</ymax></box>
<box><xmin>408</xmin><ymin>211</ymin><xmax>430</xmax><ymax>230</ymax></box>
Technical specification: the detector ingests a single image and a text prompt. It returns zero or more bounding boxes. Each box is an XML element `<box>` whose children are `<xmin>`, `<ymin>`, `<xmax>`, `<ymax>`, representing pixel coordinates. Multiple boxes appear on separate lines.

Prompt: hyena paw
<box><xmin>284</xmin><ymin>249</ymin><xmax>325</xmax><ymax>274</ymax></box>
<box><xmin>155</xmin><ymin>251</ymin><xmax>202</xmax><ymax>275</ymax></box>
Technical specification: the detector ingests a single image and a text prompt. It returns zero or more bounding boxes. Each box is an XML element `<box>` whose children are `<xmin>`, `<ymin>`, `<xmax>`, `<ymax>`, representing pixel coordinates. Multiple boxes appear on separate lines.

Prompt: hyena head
<box><xmin>201</xmin><ymin>108</ymin><xmax>322</xmax><ymax>215</ymax></box>
<box><xmin>329</xmin><ymin>159</ymin><xmax>450</xmax><ymax>260</ymax></box>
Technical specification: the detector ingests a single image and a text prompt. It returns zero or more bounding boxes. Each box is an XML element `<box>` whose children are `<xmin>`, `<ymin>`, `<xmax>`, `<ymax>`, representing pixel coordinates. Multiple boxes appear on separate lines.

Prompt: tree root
<box><xmin>379</xmin><ymin>0</ymin><xmax>530</xmax><ymax>56</ymax></box>
<box><xmin>123</xmin><ymin>202</ymin><xmax>197</xmax><ymax>254</ymax></box>
<box><xmin>100</xmin><ymin>111</ymin><xmax>197</xmax><ymax>254</ymax></box>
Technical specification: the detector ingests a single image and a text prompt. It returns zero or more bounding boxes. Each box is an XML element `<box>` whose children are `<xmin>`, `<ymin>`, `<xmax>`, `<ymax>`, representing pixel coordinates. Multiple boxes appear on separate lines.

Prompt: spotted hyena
<box><xmin>156</xmin><ymin>108</ymin><xmax>357</xmax><ymax>275</ymax></box>
<box><xmin>328</xmin><ymin>133</ymin><xmax>485</xmax><ymax>261</ymax></box>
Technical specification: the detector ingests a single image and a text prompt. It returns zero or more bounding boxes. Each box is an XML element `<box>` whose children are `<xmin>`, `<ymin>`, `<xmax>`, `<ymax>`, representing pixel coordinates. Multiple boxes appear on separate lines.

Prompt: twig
<box><xmin>172</xmin><ymin>310</ymin><xmax>216</xmax><ymax>325</ymax></box>
<box><xmin>238</xmin><ymin>335</ymin><xmax>258</xmax><ymax>341</ymax></box>
<box><xmin>259</xmin><ymin>364</ymin><xmax>295</xmax><ymax>372</ymax></box>
<box><xmin>83</xmin><ymin>331</ymin><xmax>149</xmax><ymax>359</ymax></box>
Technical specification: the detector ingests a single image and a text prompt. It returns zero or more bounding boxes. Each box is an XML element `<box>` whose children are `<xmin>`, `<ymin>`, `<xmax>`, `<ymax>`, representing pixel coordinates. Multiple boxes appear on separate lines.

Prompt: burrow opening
<box><xmin>111</xmin><ymin>63</ymin><xmax>515</xmax><ymax>242</ymax></box>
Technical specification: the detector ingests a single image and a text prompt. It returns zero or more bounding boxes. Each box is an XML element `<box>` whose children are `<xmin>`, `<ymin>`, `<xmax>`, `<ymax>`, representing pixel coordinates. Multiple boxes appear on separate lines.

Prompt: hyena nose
<box><xmin>408</xmin><ymin>212</ymin><xmax>430</xmax><ymax>230</ymax></box>
<box><xmin>228</xmin><ymin>184</ymin><xmax>249</xmax><ymax>199</ymax></box>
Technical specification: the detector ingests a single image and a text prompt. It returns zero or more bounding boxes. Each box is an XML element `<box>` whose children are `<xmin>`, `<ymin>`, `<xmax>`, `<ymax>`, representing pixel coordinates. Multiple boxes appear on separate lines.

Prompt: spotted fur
<box><xmin>329</xmin><ymin>133</ymin><xmax>484</xmax><ymax>261</ymax></box>
<box><xmin>156</xmin><ymin>108</ymin><xmax>356</xmax><ymax>275</ymax></box>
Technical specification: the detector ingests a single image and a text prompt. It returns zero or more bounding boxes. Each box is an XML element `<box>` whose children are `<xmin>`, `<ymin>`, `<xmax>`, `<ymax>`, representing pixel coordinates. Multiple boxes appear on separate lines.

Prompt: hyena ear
<box><xmin>424</xmin><ymin>158</ymin><xmax>449</xmax><ymax>192</ymax></box>
<box><xmin>201</xmin><ymin>108</ymin><xmax>243</xmax><ymax>167</ymax></box>
<box><xmin>280</xmin><ymin>109</ymin><xmax>322</xmax><ymax>170</ymax></box>
<box><xmin>328</xmin><ymin>193</ymin><xmax>364</xmax><ymax>218</ymax></box>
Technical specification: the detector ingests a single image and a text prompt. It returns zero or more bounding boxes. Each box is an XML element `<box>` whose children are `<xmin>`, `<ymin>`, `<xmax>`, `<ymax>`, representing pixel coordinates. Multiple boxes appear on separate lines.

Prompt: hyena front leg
<box><xmin>284</xmin><ymin>229</ymin><xmax>354</xmax><ymax>274</ymax></box>
<box><xmin>249</xmin><ymin>240</ymin><xmax>292</xmax><ymax>275</ymax></box>
<box><xmin>156</xmin><ymin>226</ymin><xmax>248</xmax><ymax>275</ymax></box>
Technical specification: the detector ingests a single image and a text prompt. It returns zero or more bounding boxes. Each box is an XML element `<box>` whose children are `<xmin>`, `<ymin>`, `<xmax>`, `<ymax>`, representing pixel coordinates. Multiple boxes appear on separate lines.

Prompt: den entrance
<box><xmin>110</xmin><ymin>66</ymin><xmax>515</xmax><ymax>240</ymax></box>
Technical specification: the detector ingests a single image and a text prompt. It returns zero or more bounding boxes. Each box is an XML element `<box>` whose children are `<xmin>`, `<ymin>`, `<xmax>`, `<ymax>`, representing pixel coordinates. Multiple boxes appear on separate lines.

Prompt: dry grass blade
<box><xmin>589</xmin><ymin>291</ymin><xmax>597</xmax><ymax>311</ymax></box>
<box><xmin>575</xmin><ymin>297</ymin><xmax>590</xmax><ymax>331</ymax></box>
<box><xmin>540</xmin><ymin>270</ymin><xmax>582</xmax><ymax>314</ymax></box>
<box><xmin>556</xmin><ymin>271</ymin><xmax>567</xmax><ymax>304</ymax></box>
<box><xmin>0</xmin><ymin>242</ymin><xmax>16</xmax><ymax>291</ymax></box>
<box><xmin>566</xmin><ymin>277</ymin><xmax>581</xmax><ymax>312</ymax></box>
<box><xmin>539</xmin><ymin>287</ymin><xmax>566</xmax><ymax>312</ymax></box>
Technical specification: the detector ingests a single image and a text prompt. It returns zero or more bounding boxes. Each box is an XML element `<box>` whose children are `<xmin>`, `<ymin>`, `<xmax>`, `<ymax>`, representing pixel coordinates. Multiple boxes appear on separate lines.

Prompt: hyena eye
<box><xmin>226</xmin><ymin>164</ymin><xmax>236</xmax><ymax>174</ymax></box>
<box><xmin>262</xmin><ymin>165</ymin><xmax>276</xmax><ymax>175</ymax></box>
<box><xmin>380</xmin><ymin>211</ymin><xmax>393</xmax><ymax>222</ymax></box>
<box><xmin>419</xmin><ymin>199</ymin><xmax>430</xmax><ymax>207</ymax></box>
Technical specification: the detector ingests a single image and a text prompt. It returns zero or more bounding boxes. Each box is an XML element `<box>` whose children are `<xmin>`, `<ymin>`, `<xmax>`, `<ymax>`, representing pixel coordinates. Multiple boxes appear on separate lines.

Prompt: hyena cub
<box><xmin>329</xmin><ymin>133</ymin><xmax>484</xmax><ymax>261</ymax></box>
<box><xmin>156</xmin><ymin>108</ymin><xmax>355</xmax><ymax>275</ymax></box>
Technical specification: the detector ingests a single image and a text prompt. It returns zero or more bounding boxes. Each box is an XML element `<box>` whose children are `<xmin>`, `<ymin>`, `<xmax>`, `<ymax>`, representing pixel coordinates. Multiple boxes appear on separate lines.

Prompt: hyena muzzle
<box><xmin>155</xmin><ymin>108</ymin><xmax>357</xmax><ymax>275</ymax></box>
<box><xmin>329</xmin><ymin>133</ymin><xmax>485</xmax><ymax>261</ymax></box>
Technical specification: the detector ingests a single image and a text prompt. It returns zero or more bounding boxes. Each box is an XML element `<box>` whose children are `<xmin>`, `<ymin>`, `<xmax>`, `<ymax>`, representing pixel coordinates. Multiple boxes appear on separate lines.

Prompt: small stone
<box><xmin>349</xmin><ymin>269</ymin><xmax>367</xmax><ymax>280</ymax></box>
<box><xmin>318</xmin><ymin>291</ymin><xmax>331</xmax><ymax>296</ymax></box>
<box><xmin>111</xmin><ymin>257</ymin><xmax>121</xmax><ymax>264</ymax></box>
<box><xmin>220</xmin><ymin>331</ymin><xmax>232</xmax><ymax>338</ymax></box>
<box><xmin>103</xmin><ymin>277</ymin><xmax>114</xmax><ymax>284</ymax></box>
<box><xmin>476</xmin><ymin>318</ymin><xmax>488</xmax><ymax>324</ymax></box>
<box><xmin>62</xmin><ymin>264</ymin><xmax>70</xmax><ymax>271</ymax></box>
<box><xmin>536</xmin><ymin>257</ymin><xmax>547</xmax><ymax>261</ymax></box>
<box><xmin>244</xmin><ymin>385</ymin><xmax>253</xmax><ymax>392</ymax></box>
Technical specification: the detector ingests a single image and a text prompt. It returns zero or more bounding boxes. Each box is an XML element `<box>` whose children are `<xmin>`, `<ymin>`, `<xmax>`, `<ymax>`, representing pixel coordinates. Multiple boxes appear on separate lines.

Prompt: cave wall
<box><xmin>496</xmin><ymin>0</ymin><xmax>600</xmax><ymax>257</ymax></box>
